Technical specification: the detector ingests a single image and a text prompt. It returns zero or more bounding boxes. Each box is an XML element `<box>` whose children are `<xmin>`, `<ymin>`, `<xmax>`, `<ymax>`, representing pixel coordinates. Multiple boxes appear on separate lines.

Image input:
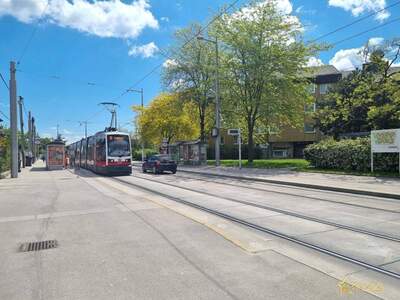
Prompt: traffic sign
<box><xmin>228</xmin><ymin>129</ymin><xmax>240</xmax><ymax>136</ymax></box>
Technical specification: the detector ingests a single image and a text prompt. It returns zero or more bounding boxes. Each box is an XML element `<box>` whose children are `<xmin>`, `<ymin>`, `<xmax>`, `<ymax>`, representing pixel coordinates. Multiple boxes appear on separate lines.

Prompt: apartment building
<box><xmin>268</xmin><ymin>65</ymin><xmax>342</xmax><ymax>158</ymax></box>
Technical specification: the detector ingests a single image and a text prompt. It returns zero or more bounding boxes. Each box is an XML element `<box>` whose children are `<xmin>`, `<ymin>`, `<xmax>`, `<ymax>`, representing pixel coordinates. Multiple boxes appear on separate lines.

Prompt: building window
<box><xmin>319</xmin><ymin>83</ymin><xmax>330</xmax><ymax>94</ymax></box>
<box><xmin>273</xmin><ymin>149</ymin><xmax>288</xmax><ymax>158</ymax></box>
<box><xmin>304</xmin><ymin>122</ymin><xmax>315</xmax><ymax>133</ymax></box>
<box><xmin>304</xmin><ymin>103</ymin><xmax>316</xmax><ymax>113</ymax></box>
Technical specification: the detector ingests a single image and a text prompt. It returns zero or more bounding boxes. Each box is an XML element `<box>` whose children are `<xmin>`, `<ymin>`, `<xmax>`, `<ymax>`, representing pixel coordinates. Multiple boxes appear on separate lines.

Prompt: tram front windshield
<box><xmin>107</xmin><ymin>135</ymin><xmax>130</xmax><ymax>157</ymax></box>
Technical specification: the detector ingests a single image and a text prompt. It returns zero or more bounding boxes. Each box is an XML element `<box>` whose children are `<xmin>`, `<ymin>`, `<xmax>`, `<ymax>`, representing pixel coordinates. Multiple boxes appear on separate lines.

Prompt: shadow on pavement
<box><xmin>30</xmin><ymin>167</ymin><xmax>48</xmax><ymax>172</ymax></box>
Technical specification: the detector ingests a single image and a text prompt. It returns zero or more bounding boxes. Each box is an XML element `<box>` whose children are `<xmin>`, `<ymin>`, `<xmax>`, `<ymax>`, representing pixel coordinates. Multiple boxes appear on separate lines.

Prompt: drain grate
<box><xmin>20</xmin><ymin>240</ymin><xmax>58</xmax><ymax>252</ymax></box>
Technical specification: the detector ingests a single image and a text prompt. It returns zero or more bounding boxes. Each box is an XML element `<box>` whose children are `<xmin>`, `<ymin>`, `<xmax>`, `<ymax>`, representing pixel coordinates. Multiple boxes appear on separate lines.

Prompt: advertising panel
<box><xmin>370</xmin><ymin>129</ymin><xmax>400</xmax><ymax>173</ymax></box>
<box><xmin>371</xmin><ymin>129</ymin><xmax>400</xmax><ymax>153</ymax></box>
<box><xmin>47</xmin><ymin>145</ymin><xmax>65</xmax><ymax>168</ymax></box>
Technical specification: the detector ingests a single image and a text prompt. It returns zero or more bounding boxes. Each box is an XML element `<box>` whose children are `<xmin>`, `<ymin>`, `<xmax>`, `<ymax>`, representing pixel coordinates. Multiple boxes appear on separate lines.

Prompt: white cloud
<box><xmin>329</xmin><ymin>37</ymin><xmax>385</xmax><ymax>71</ymax></box>
<box><xmin>330</xmin><ymin>48</ymin><xmax>365</xmax><ymax>71</ymax></box>
<box><xmin>128</xmin><ymin>42</ymin><xmax>158</xmax><ymax>58</ymax></box>
<box><xmin>160</xmin><ymin>16</ymin><xmax>169</xmax><ymax>22</ymax></box>
<box><xmin>295</xmin><ymin>5</ymin><xmax>316</xmax><ymax>15</ymax></box>
<box><xmin>328</xmin><ymin>0</ymin><xmax>390</xmax><ymax>21</ymax></box>
<box><xmin>307</xmin><ymin>57</ymin><xmax>324</xmax><ymax>67</ymax></box>
<box><xmin>163</xmin><ymin>59</ymin><xmax>178</xmax><ymax>68</ymax></box>
<box><xmin>368</xmin><ymin>37</ymin><xmax>384</xmax><ymax>46</ymax></box>
<box><xmin>0</xmin><ymin>0</ymin><xmax>159</xmax><ymax>39</ymax></box>
<box><xmin>231</xmin><ymin>0</ymin><xmax>301</xmax><ymax>32</ymax></box>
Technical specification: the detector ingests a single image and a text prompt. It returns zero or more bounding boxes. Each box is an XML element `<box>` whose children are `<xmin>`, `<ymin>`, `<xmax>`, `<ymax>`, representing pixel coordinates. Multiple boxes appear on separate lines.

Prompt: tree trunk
<box><xmin>200</xmin><ymin>113</ymin><xmax>206</xmax><ymax>142</ymax></box>
<box><xmin>247</xmin><ymin>126</ymin><xmax>254</xmax><ymax>164</ymax></box>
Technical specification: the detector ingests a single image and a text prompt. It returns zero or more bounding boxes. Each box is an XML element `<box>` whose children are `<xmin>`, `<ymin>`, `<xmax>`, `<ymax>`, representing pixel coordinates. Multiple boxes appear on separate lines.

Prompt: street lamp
<box><xmin>197</xmin><ymin>35</ymin><xmax>221</xmax><ymax>166</ymax></box>
<box><xmin>127</xmin><ymin>88</ymin><xmax>145</xmax><ymax>162</ymax></box>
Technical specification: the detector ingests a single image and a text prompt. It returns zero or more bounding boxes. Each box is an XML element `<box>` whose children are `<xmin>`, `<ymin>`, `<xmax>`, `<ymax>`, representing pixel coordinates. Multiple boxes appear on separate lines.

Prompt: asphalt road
<box><xmin>1</xmin><ymin>163</ymin><xmax>398</xmax><ymax>299</ymax></box>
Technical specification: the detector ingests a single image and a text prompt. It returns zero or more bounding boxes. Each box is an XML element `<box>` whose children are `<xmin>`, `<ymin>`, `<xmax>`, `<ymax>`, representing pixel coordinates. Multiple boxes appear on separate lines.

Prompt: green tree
<box><xmin>315</xmin><ymin>43</ymin><xmax>400</xmax><ymax>138</ymax></box>
<box><xmin>0</xmin><ymin>126</ymin><xmax>10</xmax><ymax>175</ymax></box>
<box><xmin>212</xmin><ymin>1</ymin><xmax>317</xmax><ymax>162</ymax></box>
<box><xmin>162</xmin><ymin>23</ymin><xmax>215</xmax><ymax>142</ymax></box>
<box><xmin>133</xmin><ymin>93</ymin><xmax>199</xmax><ymax>146</ymax></box>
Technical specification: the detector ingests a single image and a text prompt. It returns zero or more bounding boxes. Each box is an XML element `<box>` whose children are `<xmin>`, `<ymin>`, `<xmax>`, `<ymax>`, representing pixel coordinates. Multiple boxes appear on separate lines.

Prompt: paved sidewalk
<box><xmin>177</xmin><ymin>165</ymin><xmax>400</xmax><ymax>199</ymax></box>
<box><xmin>2</xmin><ymin>161</ymin><xmax>368</xmax><ymax>300</ymax></box>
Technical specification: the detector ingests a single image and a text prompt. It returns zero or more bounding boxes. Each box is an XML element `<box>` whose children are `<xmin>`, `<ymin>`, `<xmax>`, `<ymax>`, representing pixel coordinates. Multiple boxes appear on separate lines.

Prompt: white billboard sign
<box><xmin>371</xmin><ymin>129</ymin><xmax>400</xmax><ymax>173</ymax></box>
<box><xmin>371</xmin><ymin>129</ymin><xmax>400</xmax><ymax>153</ymax></box>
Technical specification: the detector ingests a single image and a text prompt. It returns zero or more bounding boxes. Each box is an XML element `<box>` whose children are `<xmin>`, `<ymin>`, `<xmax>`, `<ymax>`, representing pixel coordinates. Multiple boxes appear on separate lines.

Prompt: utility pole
<box><xmin>31</xmin><ymin>116</ymin><xmax>35</xmax><ymax>162</ymax></box>
<box><xmin>197</xmin><ymin>36</ymin><xmax>221</xmax><ymax>166</ymax></box>
<box><xmin>79</xmin><ymin>121</ymin><xmax>88</xmax><ymax>139</ymax></box>
<box><xmin>215</xmin><ymin>37</ymin><xmax>221</xmax><ymax>166</ymax></box>
<box><xmin>9</xmin><ymin>61</ymin><xmax>18</xmax><ymax>178</ymax></box>
<box><xmin>18</xmin><ymin>96</ymin><xmax>25</xmax><ymax>167</ymax></box>
<box><xmin>126</xmin><ymin>88</ymin><xmax>145</xmax><ymax>162</ymax></box>
<box><xmin>27</xmin><ymin>111</ymin><xmax>32</xmax><ymax>164</ymax></box>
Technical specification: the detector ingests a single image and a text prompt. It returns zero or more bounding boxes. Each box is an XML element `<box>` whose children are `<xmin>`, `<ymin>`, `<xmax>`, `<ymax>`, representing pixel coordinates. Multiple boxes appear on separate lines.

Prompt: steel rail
<box><xmin>176</xmin><ymin>169</ymin><xmax>400</xmax><ymax>200</ymax></box>
<box><xmin>111</xmin><ymin>176</ymin><xmax>400</xmax><ymax>281</ymax></box>
<box><xmin>130</xmin><ymin>173</ymin><xmax>400</xmax><ymax>243</ymax></box>
<box><xmin>132</xmin><ymin>166</ymin><xmax>400</xmax><ymax>214</ymax></box>
<box><xmin>171</xmin><ymin>172</ymin><xmax>400</xmax><ymax>214</ymax></box>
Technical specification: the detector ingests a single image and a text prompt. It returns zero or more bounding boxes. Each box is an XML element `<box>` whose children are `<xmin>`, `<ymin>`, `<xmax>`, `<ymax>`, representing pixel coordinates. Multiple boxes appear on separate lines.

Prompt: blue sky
<box><xmin>0</xmin><ymin>0</ymin><xmax>399</xmax><ymax>142</ymax></box>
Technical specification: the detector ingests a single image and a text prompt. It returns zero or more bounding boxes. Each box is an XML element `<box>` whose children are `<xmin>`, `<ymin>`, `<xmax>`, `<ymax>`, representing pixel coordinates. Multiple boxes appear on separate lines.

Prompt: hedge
<box><xmin>132</xmin><ymin>148</ymin><xmax>159</xmax><ymax>161</ymax></box>
<box><xmin>304</xmin><ymin>137</ymin><xmax>399</xmax><ymax>172</ymax></box>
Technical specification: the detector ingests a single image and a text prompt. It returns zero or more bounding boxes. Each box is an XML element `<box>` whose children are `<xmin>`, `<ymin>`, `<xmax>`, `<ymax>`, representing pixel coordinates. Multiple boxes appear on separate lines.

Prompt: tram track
<box><xmin>109</xmin><ymin>175</ymin><xmax>400</xmax><ymax>281</ymax></box>
<box><xmin>132</xmin><ymin>167</ymin><xmax>400</xmax><ymax>214</ymax></box>
<box><xmin>128</xmin><ymin>173</ymin><xmax>400</xmax><ymax>243</ymax></box>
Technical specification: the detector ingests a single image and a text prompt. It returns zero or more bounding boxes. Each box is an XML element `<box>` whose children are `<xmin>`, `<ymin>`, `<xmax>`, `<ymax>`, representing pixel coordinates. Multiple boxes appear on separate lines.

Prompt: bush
<box><xmin>304</xmin><ymin>137</ymin><xmax>399</xmax><ymax>172</ymax></box>
<box><xmin>0</xmin><ymin>128</ymin><xmax>10</xmax><ymax>176</ymax></box>
<box><xmin>132</xmin><ymin>148</ymin><xmax>158</xmax><ymax>161</ymax></box>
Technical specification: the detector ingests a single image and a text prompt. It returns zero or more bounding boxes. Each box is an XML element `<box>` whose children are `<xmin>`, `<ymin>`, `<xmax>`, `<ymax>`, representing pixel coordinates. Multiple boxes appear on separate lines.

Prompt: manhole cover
<box><xmin>20</xmin><ymin>240</ymin><xmax>58</xmax><ymax>252</ymax></box>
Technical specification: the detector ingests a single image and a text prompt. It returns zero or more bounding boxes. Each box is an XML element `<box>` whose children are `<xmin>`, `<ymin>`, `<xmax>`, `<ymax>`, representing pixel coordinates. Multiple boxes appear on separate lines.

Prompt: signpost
<box><xmin>371</xmin><ymin>129</ymin><xmax>400</xmax><ymax>174</ymax></box>
<box><xmin>228</xmin><ymin>129</ymin><xmax>242</xmax><ymax>169</ymax></box>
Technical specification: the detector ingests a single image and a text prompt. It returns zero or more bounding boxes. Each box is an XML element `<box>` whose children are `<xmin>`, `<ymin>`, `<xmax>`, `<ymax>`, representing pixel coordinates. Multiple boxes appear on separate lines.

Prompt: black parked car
<box><xmin>142</xmin><ymin>155</ymin><xmax>177</xmax><ymax>174</ymax></box>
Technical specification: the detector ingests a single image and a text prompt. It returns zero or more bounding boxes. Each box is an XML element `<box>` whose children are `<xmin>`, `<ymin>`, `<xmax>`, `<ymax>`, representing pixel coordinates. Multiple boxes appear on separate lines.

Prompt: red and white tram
<box><xmin>67</xmin><ymin>130</ymin><xmax>132</xmax><ymax>175</ymax></box>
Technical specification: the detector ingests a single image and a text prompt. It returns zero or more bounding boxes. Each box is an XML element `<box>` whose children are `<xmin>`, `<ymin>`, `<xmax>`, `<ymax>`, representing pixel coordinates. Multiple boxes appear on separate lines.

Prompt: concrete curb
<box><xmin>0</xmin><ymin>170</ymin><xmax>10</xmax><ymax>179</ymax></box>
<box><xmin>178</xmin><ymin>169</ymin><xmax>400</xmax><ymax>200</ymax></box>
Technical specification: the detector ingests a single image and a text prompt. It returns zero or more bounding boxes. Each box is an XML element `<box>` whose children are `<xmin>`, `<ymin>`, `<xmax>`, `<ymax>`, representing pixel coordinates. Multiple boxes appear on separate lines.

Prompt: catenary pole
<box><xmin>215</xmin><ymin>37</ymin><xmax>221</xmax><ymax>166</ymax></box>
<box><xmin>18</xmin><ymin>96</ymin><xmax>25</xmax><ymax>167</ymax></box>
<box><xmin>9</xmin><ymin>61</ymin><xmax>18</xmax><ymax>178</ymax></box>
<box><xmin>31</xmin><ymin>117</ymin><xmax>35</xmax><ymax>162</ymax></box>
<box><xmin>28</xmin><ymin>111</ymin><xmax>32</xmax><ymax>154</ymax></box>
<box><xmin>141</xmin><ymin>88</ymin><xmax>144</xmax><ymax>162</ymax></box>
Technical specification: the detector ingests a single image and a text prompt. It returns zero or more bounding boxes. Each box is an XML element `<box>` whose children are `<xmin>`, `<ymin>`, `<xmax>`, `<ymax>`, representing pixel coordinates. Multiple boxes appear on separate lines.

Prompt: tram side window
<box><xmin>87</xmin><ymin>138</ymin><xmax>93</xmax><ymax>161</ymax></box>
<box><xmin>96</xmin><ymin>137</ymin><xmax>106</xmax><ymax>161</ymax></box>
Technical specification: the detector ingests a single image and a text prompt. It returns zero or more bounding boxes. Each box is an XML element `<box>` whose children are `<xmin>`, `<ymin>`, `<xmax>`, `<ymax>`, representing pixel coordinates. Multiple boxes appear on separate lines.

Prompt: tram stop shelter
<box><xmin>168</xmin><ymin>140</ymin><xmax>207</xmax><ymax>165</ymax></box>
<box><xmin>46</xmin><ymin>140</ymin><xmax>65</xmax><ymax>170</ymax></box>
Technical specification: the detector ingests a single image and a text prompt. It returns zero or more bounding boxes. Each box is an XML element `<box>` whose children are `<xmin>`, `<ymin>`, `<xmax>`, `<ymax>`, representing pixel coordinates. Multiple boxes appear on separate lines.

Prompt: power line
<box><xmin>17</xmin><ymin>69</ymin><xmax>125</xmax><ymax>91</ymax></box>
<box><xmin>116</xmin><ymin>0</ymin><xmax>242</xmax><ymax>100</ymax></box>
<box><xmin>86</xmin><ymin>107</ymin><xmax>106</xmax><ymax>121</ymax></box>
<box><xmin>332</xmin><ymin>16</ymin><xmax>400</xmax><ymax>47</ymax></box>
<box><xmin>0</xmin><ymin>110</ymin><xmax>9</xmax><ymax>121</ymax></box>
<box><xmin>309</xmin><ymin>0</ymin><xmax>400</xmax><ymax>43</ymax></box>
<box><xmin>18</xmin><ymin>1</ymin><xmax>50</xmax><ymax>64</ymax></box>
<box><xmin>0</xmin><ymin>72</ymin><xmax>9</xmax><ymax>90</ymax></box>
<box><xmin>22</xmin><ymin>101</ymin><xmax>29</xmax><ymax>119</ymax></box>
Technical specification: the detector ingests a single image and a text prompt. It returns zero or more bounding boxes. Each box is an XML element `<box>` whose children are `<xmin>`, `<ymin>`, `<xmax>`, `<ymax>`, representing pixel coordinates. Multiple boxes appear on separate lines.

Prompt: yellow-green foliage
<box><xmin>133</xmin><ymin>93</ymin><xmax>200</xmax><ymax>146</ymax></box>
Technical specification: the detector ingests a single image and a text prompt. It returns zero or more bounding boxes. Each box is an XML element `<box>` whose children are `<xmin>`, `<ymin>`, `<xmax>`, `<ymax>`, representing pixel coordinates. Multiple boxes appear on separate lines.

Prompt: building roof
<box><xmin>341</xmin><ymin>65</ymin><xmax>400</xmax><ymax>78</ymax></box>
<box><xmin>304</xmin><ymin>65</ymin><xmax>340</xmax><ymax>78</ymax></box>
